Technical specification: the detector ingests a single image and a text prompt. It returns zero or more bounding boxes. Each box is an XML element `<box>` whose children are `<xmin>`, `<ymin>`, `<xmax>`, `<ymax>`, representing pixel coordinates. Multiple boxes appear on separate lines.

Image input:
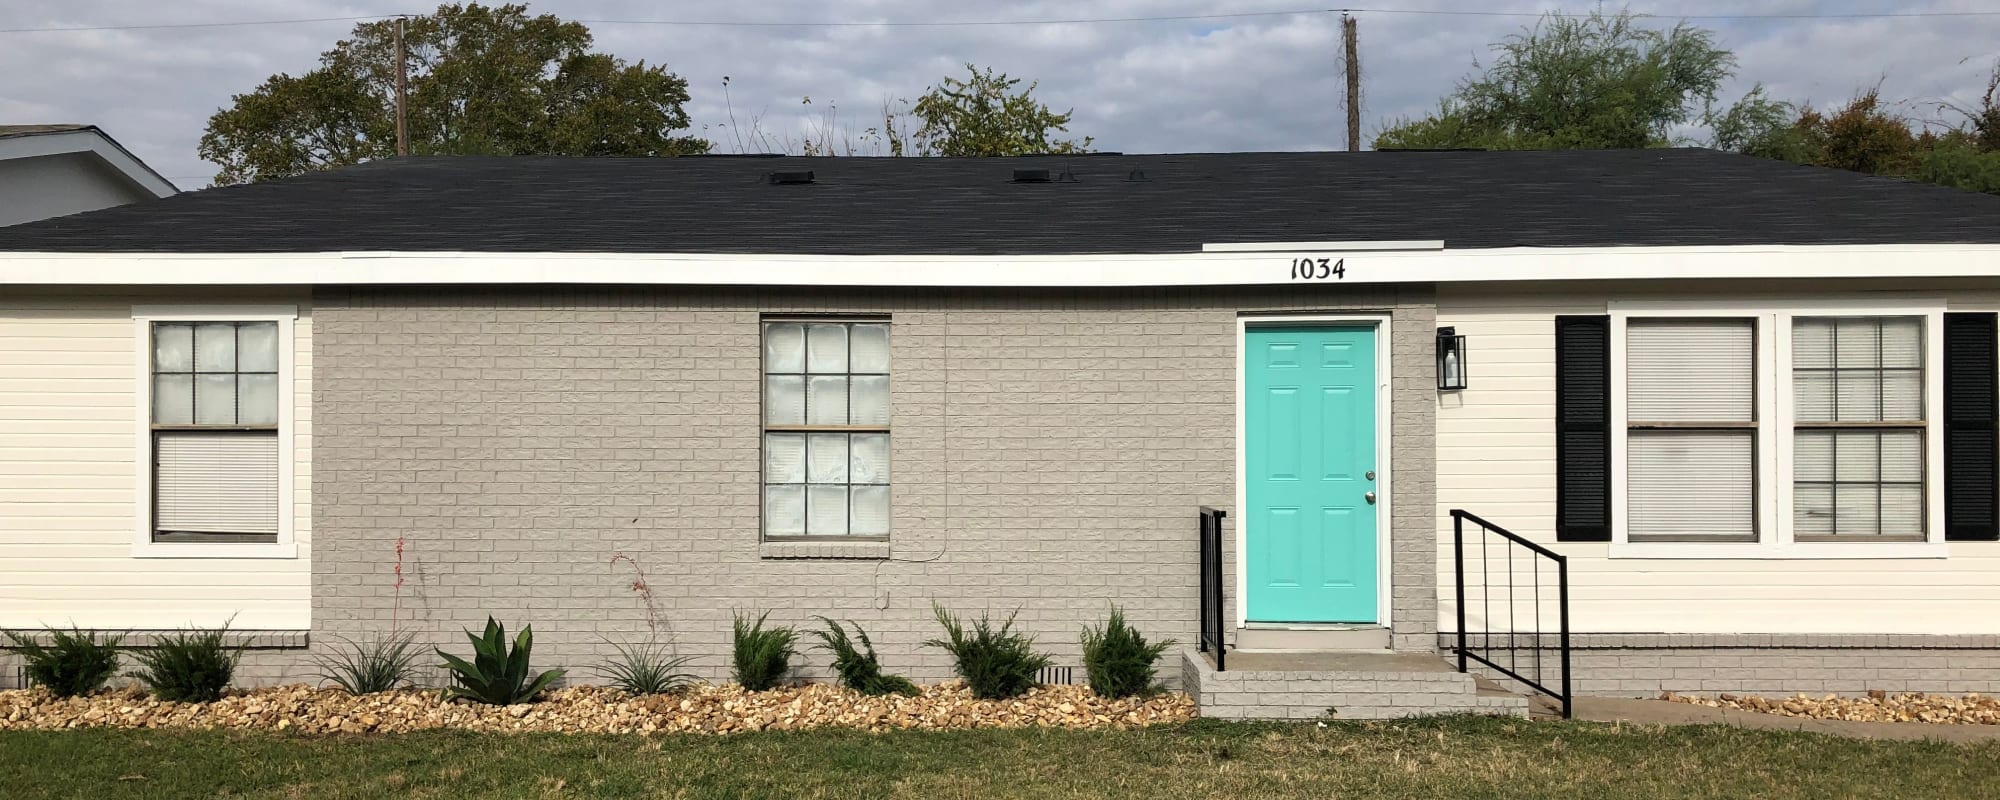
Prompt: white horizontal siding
<box><xmin>1437</xmin><ymin>282</ymin><xmax>2000</xmax><ymax>636</ymax></box>
<box><xmin>0</xmin><ymin>292</ymin><xmax>310</xmax><ymax>630</ymax></box>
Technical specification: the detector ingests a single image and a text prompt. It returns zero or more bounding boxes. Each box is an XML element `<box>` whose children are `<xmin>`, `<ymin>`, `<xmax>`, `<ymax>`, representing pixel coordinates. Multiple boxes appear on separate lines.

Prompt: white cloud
<box><xmin>5</xmin><ymin>0</ymin><xmax>2000</xmax><ymax>187</ymax></box>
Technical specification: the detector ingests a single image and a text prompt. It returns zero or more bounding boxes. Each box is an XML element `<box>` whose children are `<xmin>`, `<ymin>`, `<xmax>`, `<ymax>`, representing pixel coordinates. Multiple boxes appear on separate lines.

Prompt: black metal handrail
<box><xmin>1451</xmin><ymin>508</ymin><xmax>1571</xmax><ymax>719</ymax></box>
<box><xmin>1197</xmin><ymin>506</ymin><xmax>1228</xmax><ymax>671</ymax></box>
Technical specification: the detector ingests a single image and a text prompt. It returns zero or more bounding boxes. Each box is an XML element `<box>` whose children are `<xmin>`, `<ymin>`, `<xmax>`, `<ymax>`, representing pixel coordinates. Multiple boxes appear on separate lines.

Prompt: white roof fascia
<box><xmin>2</xmin><ymin>243</ymin><xmax>2000</xmax><ymax>287</ymax></box>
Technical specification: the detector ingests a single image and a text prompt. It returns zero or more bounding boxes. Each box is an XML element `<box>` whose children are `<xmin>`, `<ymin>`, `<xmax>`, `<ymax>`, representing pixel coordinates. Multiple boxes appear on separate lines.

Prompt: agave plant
<box><xmin>436</xmin><ymin>617</ymin><xmax>565</xmax><ymax>705</ymax></box>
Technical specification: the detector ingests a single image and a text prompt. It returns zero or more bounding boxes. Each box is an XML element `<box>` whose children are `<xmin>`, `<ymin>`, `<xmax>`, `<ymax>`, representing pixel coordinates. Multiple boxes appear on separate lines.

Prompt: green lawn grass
<box><xmin>3</xmin><ymin>716</ymin><xmax>1994</xmax><ymax>799</ymax></box>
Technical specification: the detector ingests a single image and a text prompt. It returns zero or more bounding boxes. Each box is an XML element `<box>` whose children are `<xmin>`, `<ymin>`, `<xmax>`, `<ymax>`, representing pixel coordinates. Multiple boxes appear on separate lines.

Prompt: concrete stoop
<box><xmin>1181</xmin><ymin>648</ymin><xmax>1530</xmax><ymax>721</ymax></box>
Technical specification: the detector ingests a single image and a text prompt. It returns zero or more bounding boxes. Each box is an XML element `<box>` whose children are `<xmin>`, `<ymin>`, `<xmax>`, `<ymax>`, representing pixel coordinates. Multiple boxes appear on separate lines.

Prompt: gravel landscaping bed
<box><xmin>0</xmin><ymin>681</ymin><xmax>1195</xmax><ymax>735</ymax></box>
<box><xmin>1665</xmin><ymin>691</ymin><xmax>2000</xmax><ymax>725</ymax></box>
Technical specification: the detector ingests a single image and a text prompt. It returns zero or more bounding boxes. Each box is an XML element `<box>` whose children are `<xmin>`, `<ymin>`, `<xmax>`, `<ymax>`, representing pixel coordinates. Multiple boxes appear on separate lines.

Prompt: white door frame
<box><xmin>1234</xmin><ymin>313</ymin><xmax>1394</xmax><ymax>628</ymax></box>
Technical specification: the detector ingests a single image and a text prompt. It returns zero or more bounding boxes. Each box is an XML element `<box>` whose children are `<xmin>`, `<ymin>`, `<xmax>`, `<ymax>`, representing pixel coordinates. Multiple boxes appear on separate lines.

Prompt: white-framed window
<box><xmin>761</xmin><ymin>319</ymin><xmax>890</xmax><ymax>538</ymax></box>
<box><xmin>133</xmin><ymin>306</ymin><xmax>297</xmax><ymax>558</ymax></box>
<box><xmin>1610</xmin><ymin>300</ymin><xmax>1945</xmax><ymax>559</ymax></box>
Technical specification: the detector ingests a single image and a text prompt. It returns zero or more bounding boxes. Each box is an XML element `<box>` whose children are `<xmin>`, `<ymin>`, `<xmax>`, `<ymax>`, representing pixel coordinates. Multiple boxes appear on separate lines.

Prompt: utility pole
<box><xmin>395</xmin><ymin>16</ymin><xmax>409</xmax><ymax>156</ymax></box>
<box><xmin>1342</xmin><ymin>12</ymin><xmax>1360</xmax><ymax>152</ymax></box>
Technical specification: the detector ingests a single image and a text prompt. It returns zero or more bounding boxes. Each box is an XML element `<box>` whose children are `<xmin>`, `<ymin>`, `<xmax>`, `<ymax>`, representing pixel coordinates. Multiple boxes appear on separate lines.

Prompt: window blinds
<box><xmin>1626</xmin><ymin>319</ymin><xmax>1755</xmax><ymax>422</ymax></box>
<box><xmin>1626</xmin><ymin>319</ymin><xmax>1757</xmax><ymax>541</ymax></box>
<box><xmin>154</xmin><ymin>430</ymin><xmax>280</xmax><ymax>542</ymax></box>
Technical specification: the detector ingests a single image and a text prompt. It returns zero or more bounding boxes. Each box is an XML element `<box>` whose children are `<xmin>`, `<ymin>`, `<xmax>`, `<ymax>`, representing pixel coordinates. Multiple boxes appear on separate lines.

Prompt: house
<box><xmin>0</xmin><ymin>125</ymin><xmax>178</xmax><ymax>227</ymax></box>
<box><xmin>3</xmin><ymin>150</ymin><xmax>1999</xmax><ymax>718</ymax></box>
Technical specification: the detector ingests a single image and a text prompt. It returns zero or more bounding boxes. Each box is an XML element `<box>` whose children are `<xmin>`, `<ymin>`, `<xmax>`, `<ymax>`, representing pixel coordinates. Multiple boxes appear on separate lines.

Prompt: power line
<box><xmin>573</xmin><ymin>8</ymin><xmax>2000</xmax><ymax>27</ymax></box>
<box><xmin>0</xmin><ymin>15</ymin><xmax>394</xmax><ymax>34</ymax></box>
<box><xmin>1348</xmin><ymin>7</ymin><xmax>2000</xmax><ymax>20</ymax></box>
<box><xmin>573</xmin><ymin>9</ymin><xmax>1331</xmax><ymax>27</ymax></box>
<box><xmin>8</xmin><ymin>6</ymin><xmax>2000</xmax><ymax>35</ymax></box>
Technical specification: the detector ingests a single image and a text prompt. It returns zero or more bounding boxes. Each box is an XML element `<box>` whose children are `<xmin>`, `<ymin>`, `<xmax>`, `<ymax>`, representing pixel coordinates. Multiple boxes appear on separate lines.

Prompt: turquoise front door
<box><xmin>1244</xmin><ymin>325</ymin><xmax>1379</xmax><ymax>624</ymax></box>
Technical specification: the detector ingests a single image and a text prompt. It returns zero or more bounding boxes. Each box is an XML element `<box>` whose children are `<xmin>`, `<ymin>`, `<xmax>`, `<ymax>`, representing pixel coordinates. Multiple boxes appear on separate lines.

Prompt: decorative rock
<box><xmin>1669</xmin><ymin>691</ymin><xmax>2000</xmax><ymax>725</ymax></box>
<box><xmin>0</xmin><ymin>682</ymin><xmax>1197</xmax><ymax>735</ymax></box>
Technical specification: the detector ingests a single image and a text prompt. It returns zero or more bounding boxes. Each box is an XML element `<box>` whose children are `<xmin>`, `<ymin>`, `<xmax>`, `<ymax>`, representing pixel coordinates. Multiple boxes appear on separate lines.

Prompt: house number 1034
<box><xmin>1290</xmin><ymin>257</ymin><xmax>1346</xmax><ymax>280</ymax></box>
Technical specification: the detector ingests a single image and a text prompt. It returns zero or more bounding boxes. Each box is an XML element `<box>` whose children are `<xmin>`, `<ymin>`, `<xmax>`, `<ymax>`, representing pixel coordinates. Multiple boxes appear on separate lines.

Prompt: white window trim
<box><xmin>1608</xmin><ymin>299</ymin><xmax>1947</xmax><ymax>559</ymax></box>
<box><xmin>131</xmin><ymin>305</ymin><xmax>298</xmax><ymax>558</ymax></box>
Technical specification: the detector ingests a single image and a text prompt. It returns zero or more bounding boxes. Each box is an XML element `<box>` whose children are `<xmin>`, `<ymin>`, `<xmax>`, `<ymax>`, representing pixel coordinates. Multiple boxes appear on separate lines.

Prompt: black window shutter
<box><xmin>1556</xmin><ymin>316</ymin><xmax>1612</xmax><ymax>541</ymax></box>
<box><xmin>1946</xmin><ymin>312</ymin><xmax>1999</xmax><ymax>541</ymax></box>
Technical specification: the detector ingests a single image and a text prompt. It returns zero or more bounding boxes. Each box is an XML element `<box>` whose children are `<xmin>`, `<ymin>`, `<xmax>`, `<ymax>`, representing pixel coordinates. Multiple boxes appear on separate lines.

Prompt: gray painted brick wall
<box><xmin>309</xmin><ymin>285</ymin><xmax>1440</xmax><ymax>686</ymax></box>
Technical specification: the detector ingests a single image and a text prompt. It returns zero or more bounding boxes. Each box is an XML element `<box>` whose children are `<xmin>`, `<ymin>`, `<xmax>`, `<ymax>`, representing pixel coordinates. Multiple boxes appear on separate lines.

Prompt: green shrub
<box><xmin>2</xmin><ymin>626</ymin><xmax>123</xmax><ymax>697</ymax></box>
<box><xmin>436</xmin><ymin>617</ymin><xmax>565</xmax><ymax>705</ymax></box>
<box><xmin>1080</xmin><ymin>605</ymin><xmax>1175</xmax><ymax>699</ymax></box>
<box><xmin>731</xmin><ymin>612</ymin><xmax>796</xmax><ymax>691</ymax></box>
<box><xmin>808</xmin><ymin>617</ymin><xmax>918</xmax><ymax>697</ymax></box>
<box><xmin>131</xmin><ymin>625</ymin><xmax>238</xmax><ymax>703</ymax></box>
<box><xmin>313</xmin><ymin>632</ymin><xmax>422</xmax><ymax>694</ymax></box>
<box><xmin>924</xmin><ymin>602</ymin><xmax>1050</xmax><ymax>700</ymax></box>
<box><xmin>595</xmin><ymin>639</ymin><xmax>698</xmax><ymax>695</ymax></box>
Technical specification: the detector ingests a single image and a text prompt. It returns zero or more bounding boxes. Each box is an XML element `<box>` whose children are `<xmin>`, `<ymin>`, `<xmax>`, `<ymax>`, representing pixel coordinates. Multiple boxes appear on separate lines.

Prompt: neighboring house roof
<box><xmin>0</xmin><ymin>149</ymin><xmax>1996</xmax><ymax>254</ymax></box>
<box><xmin>0</xmin><ymin>124</ymin><xmax>97</xmax><ymax>138</ymax></box>
<box><xmin>0</xmin><ymin>124</ymin><xmax>179</xmax><ymax>228</ymax></box>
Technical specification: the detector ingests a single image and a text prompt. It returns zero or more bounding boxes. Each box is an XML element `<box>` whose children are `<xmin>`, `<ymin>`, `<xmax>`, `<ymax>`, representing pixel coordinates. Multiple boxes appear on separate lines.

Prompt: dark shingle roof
<box><xmin>2</xmin><ymin>149</ymin><xmax>1997</xmax><ymax>254</ymax></box>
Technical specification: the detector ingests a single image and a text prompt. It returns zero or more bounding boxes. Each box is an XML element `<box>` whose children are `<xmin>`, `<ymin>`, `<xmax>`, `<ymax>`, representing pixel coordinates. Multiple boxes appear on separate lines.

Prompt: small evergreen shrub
<box><xmin>924</xmin><ymin>602</ymin><xmax>1050</xmax><ymax>700</ymax></box>
<box><xmin>2</xmin><ymin>626</ymin><xmax>123</xmax><ymax>697</ymax></box>
<box><xmin>595</xmin><ymin>639</ymin><xmax>699</xmax><ymax>695</ymax></box>
<box><xmin>437</xmin><ymin>617</ymin><xmax>565</xmax><ymax>705</ymax></box>
<box><xmin>809</xmin><ymin>617</ymin><xmax>918</xmax><ymax>697</ymax></box>
<box><xmin>313</xmin><ymin>632</ymin><xmax>422</xmax><ymax>694</ymax></box>
<box><xmin>131</xmin><ymin>625</ymin><xmax>238</xmax><ymax>703</ymax></box>
<box><xmin>731</xmin><ymin>612</ymin><xmax>796</xmax><ymax>691</ymax></box>
<box><xmin>1080</xmin><ymin>605</ymin><xmax>1175</xmax><ymax>699</ymax></box>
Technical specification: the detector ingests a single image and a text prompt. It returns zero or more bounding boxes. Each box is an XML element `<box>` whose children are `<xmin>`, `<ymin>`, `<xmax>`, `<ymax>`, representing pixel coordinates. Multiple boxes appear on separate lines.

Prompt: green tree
<box><xmin>1376</xmin><ymin>11</ymin><xmax>1759</xmax><ymax>151</ymax></box>
<box><xmin>199</xmin><ymin>3</ymin><xmax>707</xmax><ymax>185</ymax></box>
<box><xmin>908</xmin><ymin>64</ymin><xmax>1091</xmax><ymax>156</ymax></box>
<box><xmin>1783</xmin><ymin>90</ymin><xmax>1924</xmax><ymax>175</ymax></box>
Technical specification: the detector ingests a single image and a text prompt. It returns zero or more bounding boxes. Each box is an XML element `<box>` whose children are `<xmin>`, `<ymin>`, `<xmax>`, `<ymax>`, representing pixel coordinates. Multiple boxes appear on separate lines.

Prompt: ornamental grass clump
<box><xmin>436</xmin><ymin>617</ymin><xmax>565</xmax><ymax>705</ymax></box>
<box><xmin>1080</xmin><ymin>605</ymin><xmax>1175</xmax><ymax>699</ymax></box>
<box><xmin>2</xmin><ymin>626</ymin><xmax>123</xmax><ymax>698</ymax></box>
<box><xmin>925</xmin><ymin>602</ymin><xmax>1050</xmax><ymax>700</ymax></box>
<box><xmin>809</xmin><ymin>617</ymin><xmax>918</xmax><ymax>697</ymax></box>
<box><xmin>131</xmin><ymin>624</ymin><xmax>238</xmax><ymax>703</ymax></box>
<box><xmin>595</xmin><ymin>639</ymin><xmax>699</xmax><ymax>695</ymax></box>
<box><xmin>314</xmin><ymin>632</ymin><xmax>422</xmax><ymax>694</ymax></box>
<box><xmin>731</xmin><ymin>612</ymin><xmax>796</xmax><ymax>691</ymax></box>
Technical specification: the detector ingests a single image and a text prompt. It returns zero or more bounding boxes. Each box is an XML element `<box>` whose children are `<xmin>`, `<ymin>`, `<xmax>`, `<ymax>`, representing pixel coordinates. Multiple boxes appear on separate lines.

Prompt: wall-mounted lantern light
<box><xmin>1437</xmin><ymin>326</ymin><xmax>1467</xmax><ymax>391</ymax></box>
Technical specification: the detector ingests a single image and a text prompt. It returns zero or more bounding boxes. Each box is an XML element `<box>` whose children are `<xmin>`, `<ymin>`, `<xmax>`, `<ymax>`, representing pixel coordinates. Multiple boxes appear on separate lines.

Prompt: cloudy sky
<box><xmin>5</xmin><ymin>1</ymin><xmax>2000</xmax><ymax>188</ymax></box>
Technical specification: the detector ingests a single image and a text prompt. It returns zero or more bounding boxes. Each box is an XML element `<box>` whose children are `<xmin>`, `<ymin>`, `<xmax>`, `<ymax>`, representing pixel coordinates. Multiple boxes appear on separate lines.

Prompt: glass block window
<box><xmin>1793</xmin><ymin>317</ymin><xmax>1926</xmax><ymax>537</ymax></box>
<box><xmin>150</xmin><ymin>321</ymin><xmax>282</xmax><ymax>544</ymax></box>
<box><xmin>762</xmin><ymin>321</ymin><xmax>889</xmax><ymax>537</ymax></box>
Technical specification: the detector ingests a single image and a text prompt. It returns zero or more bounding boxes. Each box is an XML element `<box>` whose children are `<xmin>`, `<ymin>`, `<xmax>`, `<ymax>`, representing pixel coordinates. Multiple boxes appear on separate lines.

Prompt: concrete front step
<box><xmin>1181</xmin><ymin>648</ymin><xmax>1529</xmax><ymax>720</ymax></box>
<box><xmin>1234</xmin><ymin>625</ymin><xmax>1393</xmax><ymax>651</ymax></box>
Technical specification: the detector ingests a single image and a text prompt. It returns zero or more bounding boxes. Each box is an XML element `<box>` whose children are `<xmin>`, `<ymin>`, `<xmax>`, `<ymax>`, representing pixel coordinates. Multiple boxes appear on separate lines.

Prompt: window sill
<box><xmin>1608</xmin><ymin>540</ymin><xmax>1949</xmax><ymax>560</ymax></box>
<box><xmin>759</xmin><ymin>540</ymin><xmax>890</xmax><ymax>560</ymax></box>
<box><xmin>132</xmin><ymin>541</ymin><xmax>298</xmax><ymax>559</ymax></box>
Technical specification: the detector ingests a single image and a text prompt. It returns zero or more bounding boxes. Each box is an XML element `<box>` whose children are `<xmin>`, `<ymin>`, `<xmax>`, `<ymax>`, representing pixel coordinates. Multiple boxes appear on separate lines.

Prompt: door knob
<box><xmin>1364</xmin><ymin>491</ymin><xmax>1377</xmax><ymax>504</ymax></box>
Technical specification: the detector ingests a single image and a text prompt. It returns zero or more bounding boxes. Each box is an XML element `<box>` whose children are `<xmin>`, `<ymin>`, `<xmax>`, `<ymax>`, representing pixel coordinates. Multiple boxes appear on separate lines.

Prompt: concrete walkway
<box><xmin>1557</xmin><ymin>696</ymin><xmax>2000</xmax><ymax>744</ymax></box>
